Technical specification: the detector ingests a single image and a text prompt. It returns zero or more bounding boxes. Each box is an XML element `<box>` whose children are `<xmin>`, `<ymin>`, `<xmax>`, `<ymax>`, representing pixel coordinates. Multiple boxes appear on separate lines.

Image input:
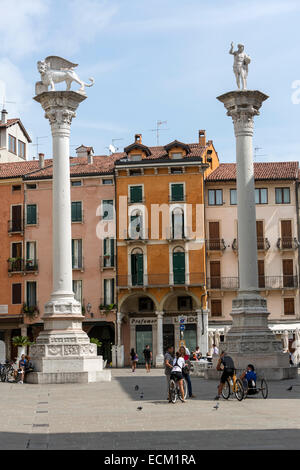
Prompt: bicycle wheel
<box><xmin>169</xmin><ymin>379</ymin><xmax>177</xmax><ymax>403</ymax></box>
<box><xmin>221</xmin><ymin>379</ymin><xmax>230</xmax><ymax>399</ymax></box>
<box><xmin>235</xmin><ymin>379</ymin><xmax>244</xmax><ymax>401</ymax></box>
<box><xmin>0</xmin><ymin>373</ymin><xmax>6</xmax><ymax>382</ymax></box>
<box><xmin>261</xmin><ymin>378</ymin><xmax>268</xmax><ymax>399</ymax></box>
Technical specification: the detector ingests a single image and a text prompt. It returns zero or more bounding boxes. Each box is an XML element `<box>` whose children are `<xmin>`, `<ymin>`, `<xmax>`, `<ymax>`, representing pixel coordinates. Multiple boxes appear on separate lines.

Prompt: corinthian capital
<box><xmin>45</xmin><ymin>108</ymin><xmax>76</xmax><ymax>126</ymax></box>
<box><xmin>34</xmin><ymin>90</ymin><xmax>86</xmax><ymax>129</ymax></box>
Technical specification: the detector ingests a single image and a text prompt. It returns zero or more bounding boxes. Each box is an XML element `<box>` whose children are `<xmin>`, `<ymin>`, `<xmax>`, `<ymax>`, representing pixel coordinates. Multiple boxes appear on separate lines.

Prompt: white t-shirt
<box><xmin>171</xmin><ymin>357</ymin><xmax>185</xmax><ymax>373</ymax></box>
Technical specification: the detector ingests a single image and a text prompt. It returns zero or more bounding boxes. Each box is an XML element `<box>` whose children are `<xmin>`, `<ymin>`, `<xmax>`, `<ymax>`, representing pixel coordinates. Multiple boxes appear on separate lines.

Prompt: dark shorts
<box><xmin>220</xmin><ymin>368</ymin><xmax>234</xmax><ymax>384</ymax></box>
<box><xmin>145</xmin><ymin>359</ymin><xmax>151</xmax><ymax>364</ymax></box>
<box><xmin>171</xmin><ymin>371</ymin><xmax>183</xmax><ymax>381</ymax></box>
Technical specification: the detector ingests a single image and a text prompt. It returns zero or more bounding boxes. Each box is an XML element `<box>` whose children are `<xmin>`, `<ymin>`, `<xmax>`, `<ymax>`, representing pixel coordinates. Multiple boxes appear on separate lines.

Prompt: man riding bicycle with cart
<box><xmin>214</xmin><ymin>350</ymin><xmax>235</xmax><ymax>400</ymax></box>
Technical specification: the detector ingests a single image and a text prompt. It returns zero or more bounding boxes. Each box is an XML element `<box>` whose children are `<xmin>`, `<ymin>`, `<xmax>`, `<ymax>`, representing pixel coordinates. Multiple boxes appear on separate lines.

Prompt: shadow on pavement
<box><xmin>1</xmin><ymin>429</ymin><xmax>300</xmax><ymax>450</ymax></box>
<box><xmin>114</xmin><ymin>373</ymin><xmax>300</xmax><ymax>401</ymax></box>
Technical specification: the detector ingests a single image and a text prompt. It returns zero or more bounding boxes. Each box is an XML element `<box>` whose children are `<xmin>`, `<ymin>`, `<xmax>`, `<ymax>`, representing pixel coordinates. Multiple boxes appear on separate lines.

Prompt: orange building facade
<box><xmin>114</xmin><ymin>131</ymin><xmax>219</xmax><ymax>366</ymax></box>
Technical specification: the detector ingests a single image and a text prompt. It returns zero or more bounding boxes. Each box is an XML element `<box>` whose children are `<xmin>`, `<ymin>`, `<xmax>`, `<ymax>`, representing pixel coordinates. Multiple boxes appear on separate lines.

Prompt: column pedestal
<box><xmin>196</xmin><ymin>309</ymin><xmax>208</xmax><ymax>356</ymax></box>
<box><xmin>27</xmin><ymin>90</ymin><xmax>110</xmax><ymax>383</ymax></box>
<box><xmin>205</xmin><ymin>90</ymin><xmax>297</xmax><ymax>380</ymax></box>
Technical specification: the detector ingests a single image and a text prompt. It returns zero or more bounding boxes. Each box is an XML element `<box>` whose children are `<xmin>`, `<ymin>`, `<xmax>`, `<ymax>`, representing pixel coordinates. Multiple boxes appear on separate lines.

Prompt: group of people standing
<box><xmin>130</xmin><ymin>345</ymin><xmax>152</xmax><ymax>373</ymax></box>
<box><xmin>164</xmin><ymin>345</ymin><xmax>195</xmax><ymax>402</ymax></box>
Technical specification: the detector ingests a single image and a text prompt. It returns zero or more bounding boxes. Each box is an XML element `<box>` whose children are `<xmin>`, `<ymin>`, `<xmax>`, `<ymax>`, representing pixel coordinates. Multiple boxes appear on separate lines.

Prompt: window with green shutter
<box><xmin>173</xmin><ymin>251</ymin><xmax>185</xmax><ymax>284</ymax></box>
<box><xmin>102</xmin><ymin>200</ymin><xmax>114</xmax><ymax>220</ymax></box>
<box><xmin>171</xmin><ymin>184</ymin><xmax>184</xmax><ymax>201</ymax></box>
<box><xmin>130</xmin><ymin>185</ymin><xmax>143</xmax><ymax>203</ymax></box>
<box><xmin>26</xmin><ymin>204</ymin><xmax>37</xmax><ymax>225</ymax></box>
<box><xmin>71</xmin><ymin>201</ymin><xmax>82</xmax><ymax>222</ymax></box>
<box><xmin>131</xmin><ymin>253</ymin><xmax>144</xmax><ymax>286</ymax></box>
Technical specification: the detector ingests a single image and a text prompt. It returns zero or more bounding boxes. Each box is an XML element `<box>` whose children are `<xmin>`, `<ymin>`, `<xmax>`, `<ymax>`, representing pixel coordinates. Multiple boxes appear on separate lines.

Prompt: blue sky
<box><xmin>1</xmin><ymin>0</ymin><xmax>300</xmax><ymax>162</ymax></box>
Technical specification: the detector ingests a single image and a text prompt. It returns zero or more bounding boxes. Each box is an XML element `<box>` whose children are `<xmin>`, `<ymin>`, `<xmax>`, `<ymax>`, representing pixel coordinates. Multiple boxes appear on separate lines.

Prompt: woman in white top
<box><xmin>171</xmin><ymin>350</ymin><xmax>186</xmax><ymax>402</ymax></box>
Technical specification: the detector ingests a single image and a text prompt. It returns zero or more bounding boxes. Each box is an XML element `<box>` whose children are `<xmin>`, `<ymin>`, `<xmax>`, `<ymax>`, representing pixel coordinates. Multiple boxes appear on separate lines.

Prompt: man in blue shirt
<box><xmin>240</xmin><ymin>364</ymin><xmax>257</xmax><ymax>394</ymax></box>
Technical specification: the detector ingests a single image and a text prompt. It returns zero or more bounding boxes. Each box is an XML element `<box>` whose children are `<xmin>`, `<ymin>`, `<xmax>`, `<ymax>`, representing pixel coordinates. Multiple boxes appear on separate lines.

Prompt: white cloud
<box><xmin>0</xmin><ymin>59</ymin><xmax>32</xmax><ymax>113</ymax></box>
<box><xmin>0</xmin><ymin>0</ymin><xmax>48</xmax><ymax>58</ymax></box>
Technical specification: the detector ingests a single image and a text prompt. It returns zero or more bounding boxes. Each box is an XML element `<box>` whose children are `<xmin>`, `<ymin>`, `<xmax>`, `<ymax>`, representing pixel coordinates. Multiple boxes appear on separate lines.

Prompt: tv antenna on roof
<box><xmin>106</xmin><ymin>138</ymin><xmax>124</xmax><ymax>154</ymax></box>
<box><xmin>149</xmin><ymin>120</ymin><xmax>169</xmax><ymax>146</ymax></box>
<box><xmin>1</xmin><ymin>94</ymin><xmax>16</xmax><ymax>110</ymax></box>
<box><xmin>31</xmin><ymin>136</ymin><xmax>48</xmax><ymax>159</ymax></box>
<box><xmin>254</xmin><ymin>146</ymin><xmax>267</xmax><ymax>161</ymax></box>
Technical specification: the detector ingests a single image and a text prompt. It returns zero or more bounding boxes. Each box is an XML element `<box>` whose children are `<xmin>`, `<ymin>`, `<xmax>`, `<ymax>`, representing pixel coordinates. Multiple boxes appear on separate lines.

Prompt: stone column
<box><xmin>114</xmin><ymin>312</ymin><xmax>124</xmax><ymax>368</ymax></box>
<box><xmin>28</xmin><ymin>90</ymin><xmax>110</xmax><ymax>383</ymax></box>
<box><xmin>216</xmin><ymin>90</ymin><xmax>294</xmax><ymax>379</ymax></box>
<box><xmin>155</xmin><ymin>311</ymin><xmax>164</xmax><ymax>367</ymax></box>
<box><xmin>196</xmin><ymin>309</ymin><xmax>208</xmax><ymax>355</ymax></box>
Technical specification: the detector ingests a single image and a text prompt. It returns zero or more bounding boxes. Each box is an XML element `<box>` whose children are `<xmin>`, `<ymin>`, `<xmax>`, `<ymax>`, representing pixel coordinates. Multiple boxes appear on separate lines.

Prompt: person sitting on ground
<box><xmin>194</xmin><ymin>346</ymin><xmax>202</xmax><ymax>360</ymax></box>
<box><xmin>240</xmin><ymin>364</ymin><xmax>257</xmax><ymax>394</ymax></box>
<box><xmin>170</xmin><ymin>350</ymin><xmax>186</xmax><ymax>402</ymax></box>
<box><xmin>214</xmin><ymin>350</ymin><xmax>235</xmax><ymax>400</ymax></box>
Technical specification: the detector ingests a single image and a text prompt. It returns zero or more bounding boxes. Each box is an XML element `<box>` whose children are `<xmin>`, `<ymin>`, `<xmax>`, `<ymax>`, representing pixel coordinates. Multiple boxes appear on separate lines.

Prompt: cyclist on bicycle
<box><xmin>214</xmin><ymin>350</ymin><xmax>235</xmax><ymax>400</ymax></box>
<box><xmin>170</xmin><ymin>350</ymin><xmax>186</xmax><ymax>403</ymax></box>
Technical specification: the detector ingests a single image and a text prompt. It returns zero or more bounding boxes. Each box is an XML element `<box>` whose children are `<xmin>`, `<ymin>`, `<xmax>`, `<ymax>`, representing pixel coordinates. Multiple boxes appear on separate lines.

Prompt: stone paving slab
<box><xmin>0</xmin><ymin>368</ymin><xmax>299</xmax><ymax>450</ymax></box>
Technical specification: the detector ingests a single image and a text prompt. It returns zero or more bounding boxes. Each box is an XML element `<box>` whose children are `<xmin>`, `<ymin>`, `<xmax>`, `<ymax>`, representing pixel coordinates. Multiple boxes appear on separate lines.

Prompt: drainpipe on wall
<box><xmin>295</xmin><ymin>180</ymin><xmax>300</xmax><ymax>293</ymax></box>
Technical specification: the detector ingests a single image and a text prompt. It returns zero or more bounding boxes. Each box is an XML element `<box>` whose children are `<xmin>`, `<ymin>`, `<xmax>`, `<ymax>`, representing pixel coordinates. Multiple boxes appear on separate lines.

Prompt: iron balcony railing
<box><xmin>206</xmin><ymin>277</ymin><xmax>239</xmax><ymax>289</ymax></box>
<box><xmin>8</xmin><ymin>258</ymin><xmax>39</xmax><ymax>273</ymax></box>
<box><xmin>8</xmin><ymin>219</ymin><xmax>24</xmax><ymax>233</ymax></box>
<box><xmin>206</xmin><ymin>239</ymin><xmax>226</xmax><ymax>251</ymax></box>
<box><xmin>232</xmin><ymin>238</ymin><xmax>270</xmax><ymax>251</ymax></box>
<box><xmin>207</xmin><ymin>275</ymin><xmax>298</xmax><ymax>290</ymax></box>
<box><xmin>100</xmin><ymin>255</ymin><xmax>116</xmax><ymax>269</ymax></box>
<box><xmin>277</xmin><ymin>237</ymin><xmax>299</xmax><ymax>250</ymax></box>
<box><xmin>117</xmin><ymin>272</ymin><xmax>205</xmax><ymax>288</ymax></box>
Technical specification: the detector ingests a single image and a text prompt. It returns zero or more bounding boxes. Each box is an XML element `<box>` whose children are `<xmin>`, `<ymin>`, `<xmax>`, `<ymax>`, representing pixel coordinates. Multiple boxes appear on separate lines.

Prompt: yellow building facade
<box><xmin>114</xmin><ymin>131</ymin><xmax>219</xmax><ymax>366</ymax></box>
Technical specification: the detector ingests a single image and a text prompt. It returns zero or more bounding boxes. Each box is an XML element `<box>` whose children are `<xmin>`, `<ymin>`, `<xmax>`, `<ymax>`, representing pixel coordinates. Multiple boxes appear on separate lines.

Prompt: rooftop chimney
<box><xmin>198</xmin><ymin>130</ymin><xmax>206</xmax><ymax>147</ymax></box>
<box><xmin>135</xmin><ymin>134</ymin><xmax>142</xmax><ymax>144</ymax></box>
<box><xmin>87</xmin><ymin>148</ymin><xmax>94</xmax><ymax>165</ymax></box>
<box><xmin>1</xmin><ymin>109</ymin><xmax>7</xmax><ymax>124</ymax></box>
<box><xmin>39</xmin><ymin>153</ymin><xmax>45</xmax><ymax>169</ymax></box>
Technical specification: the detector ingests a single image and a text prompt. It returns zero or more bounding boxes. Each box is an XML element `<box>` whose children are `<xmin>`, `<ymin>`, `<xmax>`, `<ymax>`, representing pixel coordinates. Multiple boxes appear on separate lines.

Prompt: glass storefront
<box><xmin>184</xmin><ymin>324</ymin><xmax>197</xmax><ymax>353</ymax></box>
<box><xmin>136</xmin><ymin>325</ymin><xmax>153</xmax><ymax>364</ymax></box>
<box><xmin>163</xmin><ymin>324</ymin><xmax>174</xmax><ymax>353</ymax></box>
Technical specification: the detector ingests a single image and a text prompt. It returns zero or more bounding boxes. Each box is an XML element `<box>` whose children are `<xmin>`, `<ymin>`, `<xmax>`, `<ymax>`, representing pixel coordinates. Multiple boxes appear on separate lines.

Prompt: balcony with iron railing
<box><xmin>117</xmin><ymin>272</ymin><xmax>205</xmax><ymax>289</ymax></box>
<box><xmin>100</xmin><ymin>255</ymin><xmax>116</xmax><ymax>269</ymax></box>
<box><xmin>207</xmin><ymin>275</ymin><xmax>298</xmax><ymax>290</ymax></box>
<box><xmin>277</xmin><ymin>237</ymin><xmax>299</xmax><ymax>250</ymax></box>
<box><xmin>8</xmin><ymin>258</ymin><xmax>39</xmax><ymax>274</ymax></box>
<box><xmin>232</xmin><ymin>237</ymin><xmax>271</xmax><ymax>252</ymax></box>
<box><xmin>206</xmin><ymin>239</ymin><xmax>226</xmax><ymax>251</ymax></box>
<box><xmin>8</xmin><ymin>219</ymin><xmax>24</xmax><ymax>234</ymax></box>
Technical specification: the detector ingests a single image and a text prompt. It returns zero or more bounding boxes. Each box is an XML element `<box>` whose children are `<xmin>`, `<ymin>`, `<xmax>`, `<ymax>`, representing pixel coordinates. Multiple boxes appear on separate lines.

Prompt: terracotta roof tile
<box><xmin>206</xmin><ymin>162</ymin><xmax>299</xmax><ymax>182</ymax></box>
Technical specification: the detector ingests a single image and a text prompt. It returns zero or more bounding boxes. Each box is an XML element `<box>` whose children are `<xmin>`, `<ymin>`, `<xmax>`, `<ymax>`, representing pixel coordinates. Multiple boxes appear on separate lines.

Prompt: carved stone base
<box><xmin>214</xmin><ymin>292</ymin><xmax>294</xmax><ymax>379</ymax></box>
<box><xmin>29</xmin><ymin>298</ymin><xmax>111</xmax><ymax>383</ymax></box>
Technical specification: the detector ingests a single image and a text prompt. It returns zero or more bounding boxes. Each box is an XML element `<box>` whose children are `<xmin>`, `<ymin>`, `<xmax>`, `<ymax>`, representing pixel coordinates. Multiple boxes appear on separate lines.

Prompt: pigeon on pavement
<box><xmin>287</xmin><ymin>386</ymin><xmax>293</xmax><ymax>391</ymax></box>
<box><xmin>137</xmin><ymin>406</ymin><xmax>143</xmax><ymax>411</ymax></box>
<box><xmin>213</xmin><ymin>403</ymin><xmax>219</xmax><ymax>410</ymax></box>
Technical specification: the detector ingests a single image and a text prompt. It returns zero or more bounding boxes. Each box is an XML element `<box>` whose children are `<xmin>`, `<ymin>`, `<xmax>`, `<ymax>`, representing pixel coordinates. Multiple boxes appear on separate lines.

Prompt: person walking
<box><xmin>164</xmin><ymin>345</ymin><xmax>174</xmax><ymax>401</ymax></box>
<box><xmin>180</xmin><ymin>345</ymin><xmax>196</xmax><ymax>399</ymax></box>
<box><xmin>143</xmin><ymin>345</ymin><xmax>152</xmax><ymax>372</ymax></box>
<box><xmin>130</xmin><ymin>348</ymin><xmax>138</xmax><ymax>372</ymax></box>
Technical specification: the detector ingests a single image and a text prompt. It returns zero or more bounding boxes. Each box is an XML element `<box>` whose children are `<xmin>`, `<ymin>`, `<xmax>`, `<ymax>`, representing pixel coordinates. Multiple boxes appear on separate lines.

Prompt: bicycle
<box><xmin>0</xmin><ymin>361</ymin><xmax>15</xmax><ymax>383</ymax></box>
<box><xmin>169</xmin><ymin>375</ymin><xmax>188</xmax><ymax>403</ymax></box>
<box><xmin>221</xmin><ymin>371</ymin><xmax>244</xmax><ymax>401</ymax></box>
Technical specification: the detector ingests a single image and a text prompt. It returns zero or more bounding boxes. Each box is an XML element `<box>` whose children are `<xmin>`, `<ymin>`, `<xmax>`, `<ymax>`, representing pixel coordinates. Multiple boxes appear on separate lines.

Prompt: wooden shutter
<box><xmin>12</xmin><ymin>283</ymin><xmax>22</xmax><ymax>304</ymax></box>
<box><xmin>27</xmin><ymin>205</ymin><xmax>37</xmax><ymax>224</ymax></box>
<box><xmin>110</xmin><ymin>239</ymin><xmax>115</xmax><ymax>266</ymax></box>
<box><xmin>211</xmin><ymin>299</ymin><xmax>222</xmax><ymax>317</ymax></box>
<box><xmin>283</xmin><ymin>259</ymin><xmax>293</xmax><ymax>287</ymax></box>
<box><xmin>281</xmin><ymin>220</ymin><xmax>292</xmax><ymax>248</ymax></box>
<box><xmin>130</xmin><ymin>186</ymin><xmax>142</xmax><ymax>203</ymax></box>
<box><xmin>209</xmin><ymin>222</ymin><xmax>220</xmax><ymax>250</ymax></box>
<box><xmin>171</xmin><ymin>184</ymin><xmax>184</xmax><ymax>201</ymax></box>
<box><xmin>173</xmin><ymin>252</ymin><xmax>185</xmax><ymax>284</ymax></box>
<box><xmin>284</xmin><ymin>298</ymin><xmax>295</xmax><ymax>315</ymax></box>
<box><xmin>12</xmin><ymin>205</ymin><xmax>22</xmax><ymax>231</ymax></box>
<box><xmin>256</xmin><ymin>221</ymin><xmax>264</xmax><ymax>249</ymax></box>
<box><xmin>258</xmin><ymin>260</ymin><xmax>265</xmax><ymax>288</ymax></box>
<box><xmin>72</xmin><ymin>202</ymin><xmax>82</xmax><ymax>222</ymax></box>
<box><xmin>210</xmin><ymin>261</ymin><xmax>221</xmax><ymax>288</ymax></box>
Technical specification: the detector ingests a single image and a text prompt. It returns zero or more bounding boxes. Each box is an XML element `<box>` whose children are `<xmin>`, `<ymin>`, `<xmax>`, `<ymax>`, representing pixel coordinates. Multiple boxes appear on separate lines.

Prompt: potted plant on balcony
<box><xmin>99</xmin><ymin>303</ymin><xmax>116</xmax><ymax>315</ymax></box>
<box><xmin>22</xmin><ymin>303</ymin><xmax>39</xmax><ymax>319</ymax></box>
<box><xmin>12</xmin><ymin>336</ymin><xmax>33</xmax><ymax>362</ymax></box>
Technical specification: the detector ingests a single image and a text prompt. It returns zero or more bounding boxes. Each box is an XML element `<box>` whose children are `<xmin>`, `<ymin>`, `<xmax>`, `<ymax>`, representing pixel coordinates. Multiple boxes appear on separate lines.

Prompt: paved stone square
<box><xmin>0</xmin><ymin>368</ymin><xmax>299</xmax><ymax>450</ymax></box>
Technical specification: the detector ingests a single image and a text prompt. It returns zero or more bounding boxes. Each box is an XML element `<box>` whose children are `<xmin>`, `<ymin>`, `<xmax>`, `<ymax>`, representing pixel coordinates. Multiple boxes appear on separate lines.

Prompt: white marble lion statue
<box><xmin>36</xmin><ymin>56</ymin><xmax>94</xmax><ymax>94</ymax></box>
